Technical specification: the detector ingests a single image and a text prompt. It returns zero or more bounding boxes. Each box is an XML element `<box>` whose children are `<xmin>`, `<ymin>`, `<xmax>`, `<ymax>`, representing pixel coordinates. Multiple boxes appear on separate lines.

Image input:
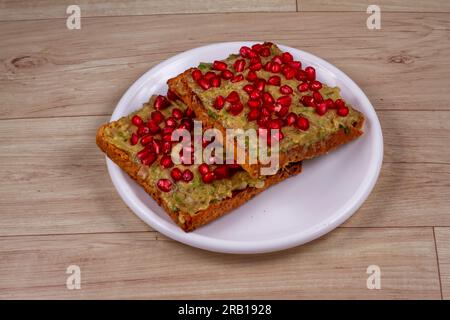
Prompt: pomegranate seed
<box><xmin>184</xmin><ymin>108</ymin><xmax>195</xmax><ymax>118</ymax></box>
<box><xmin>337</xmin><ymin>107</ymin><xmax>349</xmax><ymax>116</ymax></box>
<box><xmin>214</xmin><ymin>95</ymin><xmax>225</xmax><ymax>110</ymax></box>
<box><xmin>296</xmin><ymin>70</ymin><xmax>307</xmax><ymax>82</ymax></box>
<box><xmin>272</xmin><ymin>56</ymin><xmax>283</xmax><ymax>65</ymax></box>
<box><xmin>301</xmin><ymin>95</ymin><xmax>315</xmax><ymax>107</ymax></box>
<box><xmin>271</xmin><ymin>62</ymin><xmax>281</xmax><ymax>73</ymax></box>
<box><xmin>147</xmin><ymin>120</ymin><xmax>160</xmax><ymax>134</ymax></box>
<box><xmin>267</xmin><ymin>75</ymin><xmax>281</xmax><ymax>86</ymax></box>
<box><xmin>296</xmin><ymin>116</ymin><xmax>310</xmax><ymax>131</ymax></box>
<box><xmin>171</xmin><ymin>168</ymin><xmax>183</xmax><ymax>181</ymax></box>
<box><xmin>162</xmin><ymin>126</ymin><xmax>174</xmax><ymax>136</ymax></box>
<box><xmin>268</xmin><ymin>130</ymin><xmax>284</xmax><ymax>146</ymax></box>
<box><xmin>165</xmin><ymin>117</ymin><xmax>177</xmax><ymax>128</ymax></box>
<box><xmin>264</xmin><ymin>62</ymin><xmax>273</xmax><ymax>71</ymax></box>
<box><xmin>226</xmin><ymin>91</ymin><xmax>240</xmax><ymax>103</ymax></box>
<box><xmin>268</xmin><ymin>119</ymin><xmax>282</xmax><ymax>130</ymax></box>
<box><xmin>247</xmin><ymin>99</ymin><xmax>261</xmax><ymax>109</ymax></box>
<box><xmin>182</xmin><ymin>169</ymin><xmax>194</xmax><ymax>182</ymax></box>
<box><xmin>172</xmin><ymin>108</ymin><xmax>183</xmax><ymax>120</ymax></box>
<box><xmin>247</xmin><ymin>50</ymin><xmax>258</xmax><ymax>59</ymax></box>
<box><xmin>277</xmin><ymin>95</ymin><xmax>292</xmax><ymax>107</ymax></box>
<box><xmin>254</xmin><ymin>79</ymin><xmax>266</xmax><ymax>91</ymax></box>
<box><xmin>259</xmin><ymin>47</ymin><xmax>271</xmax><ymax>57</ymax></box>
<box><xmin>210</xmin><ymin>76</ymin><xmax>221</xmax><ymax>87</ymax></box>
<box><xmin>204</xmin><ymin>72</ymin><xmax>216</xmax><ymax>81</ymax></box>
<box><xmin>152</xmin><ymin>139</ymin><xmax>162</xmax><ymax>155</ymax></box>
<box><xmin>282</xmin><ymin>66</ymin><xmax>296</xmax><ymax>80</ymax></box>
<box><xmin>192</xmin><ymin>69</ymin><xmax>202</xmax><ymax>81</ymax></box>
<box><xmin>298</xmin><ymin>82</ymin><xmax>309</xmax><ymax>92</ymax></box>
<box><xmin>140</xmin><ymin>134</ymin><xmax>153</xmax><ymax>146</ymax></box>
<box><xmin>239</xmin><ymin>46</ymin><xmax>251</xmax><ymax>58</ymax></box>
<box><xmin>305</xmin><ymin>66</ymin><xmax>316</xmax><ymax>81</ymax></box>
<box><xmin>160</xmin><ymin>155</ymin><xmax>173</xmax><ymax>168</ymax></box>
<box><xmin>282</xmin><ymin>52</ymin><xmax>293</xmax><ymax>63</ymax></box>
<box><xmin>313</xmin><ymin>91</ymin><xmax>323</xmax><ymax>103</ymax></box>
<box><xmin>246</xmin><ymin>71</ymin><xmax>258</xmax><ymax>82</ymax></box>
<box><xmin>263</xmin><ymin>92</ymin><xmax>275</xmax><ymax>105</ymax></box>
<box><xmin>213</xmin><ymin>60</ymin><xmax>227</xmax><ymax>71</ymax></box>
<box><xmin>289</xmin><ymin>61</ymin><xmax>302</xmax><ymax>69</ymax></box>
<box><xmin>286</xmin><ymin>112</ymin><xmax>298</xmax><ymax>126</ymax></box>
<box><xmin>233</xmin><ymin>59</ymin><xmax>246</xmax><ymax>72</ymax></box>
<box><xmin>261</xmin><ymin>106</ymin><xmax>272</xmax><ymax>117</ymax></box>
<box><xmin>335</xmin><ymin>99</ymin><xmax>346</xmax><ymax>109</ymax></box>
<box><xmin>137</xmin><ymin>125</ymin><xmax>150</xmax><ymax>136</ymax></box>
<box><xmin>231</xmin><ymin>74</ymin><xmax>244</xmax><ymax>83</ymax></box>
<box><xmin>131</xmin><ymin>115</ymin><xmax>144</xmax><ymax>126</ymax></box>
<box><xmin>181</xmin><ymin>118</ymin><xmax>193</xmax><ymax>131</ymax></box>
<box><xmin>257</xmin><ymin>115</ymin><xmax>270</xmax><ymax>128</ymax></box>
<box><xmin>137</xmin><ymin>148</ymin><xmax>151</xmax><ymax>160</ymax></box>
<box><xmin>162</xmin><ymin>141</ymin><xmax>172</xmax><ymax>154</ymax></box>
<box><xmin>213</xmin><ymin>165</ymin><xmax>229</xmax><ymax>179</ymax></box>
<box><xmin>141</xmin><ymin>153</ymin><xmax>157</xmax><ymax>166</ymax></box>
<box><xmin>316</xmin><ymin>102</ymin><xmax>328</xmax><ymax>116</ymax></box>
<box><xmin>249</xmin><ymin>62</ymin><xmax>262</xmax><ymax>71</ymax></box>
<box><xmin>249</xmin><ymin>90</ymin><xmax>262</xmax><ymax>100</ymax></box>
<box><xmin>325</xmin><ymin>98</ymin><xmax>335</xmax><ymax>109</ymax></box>
<box><xmin>247</xmin><ymin>108</ymin><xmax>260</xmax><ymax>121</ymax></box>
<box><xmin>198</xmin><ymin>163</ymin><xmax>210</xmax><ymax>175</ymax></box>
<box><xmin>202</xmin><ymin>172</ymin><xmax>215</xmax><ymax>184</ymax></box>
<box><xmin>151</xmin><ymin>110</ymin><xmax>164</xmax><ymax>124</ymax></box>
<box><xmin>243</xmin><ymin>84</ymin><xmax>254</xmax><ymax>94</ymax></box>
<box><xmin>198</xmin><ymin>78</ymin><xmax>210</xmax><ymax>90</ymax></box>
<box><xmin>280</xmin><ymin>85</ymin><xmax>293</xmax><ymax>95</ymax></box>
<box><xmin>157</xmin><ymin>179</ymin><xmax>172</xmax><ymax>192</ymax></box>
<box><xmin>252</xmin><ymin>43</ymin><xmax>263</xmax><ymax>52</ymax></box>
<box><xmin>221</xmin><ymin>69</ymin><xmax>234</xmax><ymax>80</ymax></box>
<box><xmin>310</xmin><ymin>80</ymin><xmax>322</xmax><ymax>91</ymax></box>
<box><xmin>154</xmin><ymin>95</ymin><xmax>170</xmax><ymax>110</ymax></box>
<box><xmin>277</xmin><ymin>106</ymin><xmax>289</xmax><ymax>118</ymax></box>
<box><xmin>130</xmin><ymin>133</ymin><xmax>139</xmax><ymax>145</ymax></box>
<box><xmin>228</xmin><ymin>102</ymin><xmax>244</xmax><ymax>116</ymax></box>
<box><xmin>167</xmin><ymin>89</ymin><xmax>178</xmax><ymax>101</ymax></box>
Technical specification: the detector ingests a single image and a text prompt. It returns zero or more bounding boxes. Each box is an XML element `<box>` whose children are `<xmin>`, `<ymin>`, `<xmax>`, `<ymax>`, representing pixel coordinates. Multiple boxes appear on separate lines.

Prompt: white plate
<box><xmin>106</xmin><ymin>42</ymin><xmax>383</xmax><ymax>254</ymax></box>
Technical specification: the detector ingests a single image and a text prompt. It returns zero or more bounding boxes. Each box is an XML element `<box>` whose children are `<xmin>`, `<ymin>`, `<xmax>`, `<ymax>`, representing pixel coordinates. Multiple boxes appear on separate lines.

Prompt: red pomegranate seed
<box><xmin>335</xmin><ymin>99</ymin><xmax>346</xmax><ymax>109</ymax></box>
<box><xmin>204</xmin><ymin>72</ymin><xmax>216</xmax><ymax>81</ymax></box>
<box><xmin>254</xmin><ymin>79</ymin><xmax>266</xmax><ymax>91</ymax></box>
<box><xmin>231</xmin><ymin>74</ymin><xmax>244</xmax><ymax>83</ymax></box>
<box><xmin>228</xmin><ymin>102</ymin><xmax>244</xmax><ymax>115</ymax></box>
<box><xmin>213</xmin><ymin>165</ymin><xmax>229</xmax><ymax>179</ymax></box>
<box><xmin>162</xmin><ymin>126</ymin><xmax>174</xmax><ymax>136</ymax></box>
<box><xmin>162</xmin><ymin>141</ymin><xmax>172</xmax><ymax>154</ymax></box>
<box><xmin>257</xmin><ymin>115</ymin><xmax>270</xmax><ymax>128</ymax></box>
<box><xmin>157</xmin><ymin>179</ymin><xmax>172</xmax><ymax>192</ymax></box>
<box><xmin>147</xmin><ymin>120</ymin><xmax>160</xmax><ymax>134</ymax></box>
<box><xmin>261</xmin><ymin>106</ymin><xmax>272</xmax><ymax>117</ymax></box>
<box><xmin>282</xmin><ymin>52</ymin><xmax>293</xmax><ymax>63</ymax></box>
<box><xmin>221</xmin><ymin>69</ymin><xmax>234</xmax><ymax>80</ymax></box>
<box><xmin>325</xmin><ymin>98</ymin><xmax>335</xmax><ymax>109</ymax></box>
<box><xmin>313</xmin><ymin>91</ymin><xmax>323</xmax><ymax>103</ymax></box>
<box><xmin>184</xmin><ymin>108</ymin><xmax>195</xmax><ymax>118</ymax></box>
<box><xmin>277</xmin><ymin>106</ymin><xmax>289</xmax><ymax>117</ymax></box>
<box><xmin>252</xmin><ymin>43</ymin><xmax>263</xmax><ymax>52</ymax></box>
<box><xmin>137</xmin><ymin>125</ymin><xmax>150</xmax><ymax>136</ymax></box>
<box><xmin>210</xmin><ymin>76</ymin><xmax>221</xmax><ymax>87</ymax></box>
<box><xmin>298</xmin><ymin>82</ymin><xmax>309</xmax><ymax>92</ymax></box>
<box><xmin>131</xmin><ymin>115</ymin><xmax>143</xmax><ymax>126</ymax></box>
<box><xmin>243</xmin><ymin>84</ymin><xmax>254</xmax><ymax>94</ymax></box>
<box><xmin>286</xmin><ymin>113</ymin><xmax>298</xmax><ymax>126</ymax></box>
<box><xmin>140</xmin><ymin>134</ymin><xmax>153</xmax><ymax>146</ymax></box>
<box><xmin>160</xmin><ymin>155</ymin><xmax>173</xmax><ymax>168</ymax></box>
<box><xmin>172</xmin><ymin>108</ymin><xmax>183</xmax><ymax>120</ymax></box>
<box><xmin>249</xmin><ymin>62</ymin><xmax>262</xmax><ymax>71</ymax></box>
<box><xmin>271</xmin><ymin>62</ymin><xmax>281</xmax><ymax>73</ymax></box>
<box><xmin>247</xmin><ymin>99</ymin><xmax>261</xmax><ymax>109</ymax></box>
<box><xmin>154</xmin><ymin>95</ymin><xmax>170</xmax><ymax>110</ymax></box>
<box><xmin>267</xmin><ymin>75</ymin><xmax>281</xmax><ymax>86</ymax></box>
<box><xmin>239</xmin><ymin>46</ymin><xmax>251</xmax><ymax>58</ymax></box>
<box><xmin>296</xmin><ymin>70</ymin><xmax>307</xmax><ymax>82</ymax></box>
<box><xmin>296</xmin><ymin>116</ymin><xmax>310</xmax><ymax>131</ymax></box>
<box><xmin>264</xmin><ymin>61</ymin><xmax>273</xmax><ymax>71</ymax></box>
<box><xmin>181</xmin><ymin>118</ymin><xmax>193</xmax><ymax>131</ymax></box>
<box><xmin>198</xmin><ymin>78</ymin><xmax>210</xmax><ymax>90</ymax></box>
<box><xmin>337</xmin><ymin>107</ymin><xmax>349</xmax><ymax>116</ymax></box>
<box><xmin>301</xmin><ymin>95</ymin><xmax>315</xmax><ymax>107</ymax></box>
<box><xmin>233</xmin><ymin>59</ymin><xmax>246</xmax><ymax>72</ymax></box>
<box><xmin>316</xmin><ymin>102</ymin><xmax>328</xmax><ymax>116</ymax></box>
<box><xmin>249</xmin><ymin>90</ymin><xmax>262</xmax><ymax>100</ymax></box>
<box><xmin>310</xmin><ymin>80</ymin><xmax>322</xmax><ymax>91</ymax></box>
<box><xmin>141</xmin><ymin>153</ymin><xmax>156</xmax><ymax>166</ymax></box>
<box><xmin>305</xmin><ymin>66</ymin><xmax>316</xmax><ymax>81</ymax></box>
<box><xmin>130</xmin><ymin>133</ymin><xmax>139</xmax><ymax>145</ymax></box>
<box><xmin>202</xmin><ymin>172</ymin><xmax>215</xmax><ymax>184</ymax></box>
<box><xmin>268</xmin><ymin>119</ymin><xmax>282</xmax><ymax>130</ymax></box>
<box><xmin>263</xmin><ymin>92</ymin><xmax>275</xmax><ymax>105</ymax></box>
<box><xmin>182</xmin><ymin>169</ymin><xmax>194</xmax><ymax>182</ymax></box>
<box><xmin>165</xmin><ymin>117</ymin><xmax>177</xmax><ymax>128</ymax></box>
<box><xmin>214</xmin><ymin>95</ymin><xmax>225</xmax><ymax>110</ymax></box>
<box><xmin>246</xmin><ymin>70</ymin><xmax>258</xmax><ymax>82</ymax></box>
<box><xmin>247</xmin><ymin>50</ymin><xmax>258</xmax><ymax>59</ymax></box>
<box><xmin>247</xmin><ymin>108</ymin><xmax>260</xmax><ymax>121</ymax></box>
<box><xmin>280</xmin><ymin>85</ymin><xmax>293</xmax><ymax>95</ymax></box>
<box><xmin>282</xmin><ymin>66</ymin><xmax>296</xmax><ymax>80</ymax></box>
<box><xmin>226</xmin><ymin>91</ymin><xmax>240</xmax><ymax>103</ymax></box>
<box><xmin>191</xmin><ymin>69</ymin><xmax>202</xmax><ymax>81</ymax></box>
<box><xmin>151</xmin><ymin>110</ymin><xmax>164</xmax><ymax>124</ymax></box>
<box><xmin>198</xmin><ymin>163</ymin><xmax>210</xmax><ymax>175</ymax></box>
<box><xmin>213</xmin><ymin>60</ymin><xmax>227</xmax><ymax>71</ymax></box>
<box><xmin>170</xmin><ymin>168</ymin><xmax>182</xmax><ymax>181</ymax></box>
<box><xmin>259</xmin><ymin>47</ymin><xmax>271</xmax><ymax>57</ymax></box>
<box><xmin>167</xmin><ymin>89</ymin><xmax>178</xmax><ymax>101</ymax></box>
<box><xmin>272</xmin><ymin>56</ymin><xmax>283</xmax><ymax>64</ymax></box>
<box><xmin>277</xmin><ymin>95</ymin><xmax>292</xmax><ymax>107</ymax></box>
<box><xmin>289</xmin><ymin>61</ymin><xmax>302</xmax><ymax>69</ymax></box>
<box><xmin>152</xmin><ymin>139</ymin><xmax>162</xmax><ymax>155</ymax></box>
<box><xmin>137</xmin><ymin>148</ymin><xmax>151</xmax><ymax>160</ymax></box>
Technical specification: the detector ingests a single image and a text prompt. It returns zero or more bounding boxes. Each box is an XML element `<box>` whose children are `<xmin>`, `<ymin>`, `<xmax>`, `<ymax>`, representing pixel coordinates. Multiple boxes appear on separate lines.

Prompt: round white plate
<box><xmin>106</xmin><ymin>42</ymin><xmax>383</xmax><ymax>254</ymax></box>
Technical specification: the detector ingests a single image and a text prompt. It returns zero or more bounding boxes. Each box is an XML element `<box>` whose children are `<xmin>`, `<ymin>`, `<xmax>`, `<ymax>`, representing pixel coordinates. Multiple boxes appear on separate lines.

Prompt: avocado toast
<box><xmin>168</xmin><ymin>42</ymin><xmax>365</xmax><ymax>178</ymax></box>
<box><xmin>96</xmin><ymin>94</ymin><xmax>302</xmax><ymax>231</ymax></box>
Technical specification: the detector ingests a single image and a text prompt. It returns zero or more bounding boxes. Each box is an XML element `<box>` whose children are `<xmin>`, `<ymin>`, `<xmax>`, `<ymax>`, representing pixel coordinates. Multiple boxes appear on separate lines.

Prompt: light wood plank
<box><xmin>435</xmin><ymin>228</ymin><xmax>450</xmax><ymax>299</ymax></box>
<box><xmin>1</xmin><ymin>12</ymin><xmax>449</xmax><ymax>119</ymax></box>
<box><xmin>1</xmin><ymin>113</ymin><xmax>449</xmax><ymax>237</ymax></box>
<box><xmin>0</xmin><ymin>228</ymin><xmax>440</xmax><ymax>299</ymax></box>
<box><xmin>300</xmin><ymin>0</ymin><xmax>450</xmax><ymax>12</ymax></box>
<box><xmin>0</xmin><ymin>0</ymin><xmax>296</xmax><ymax>21</ymax></box>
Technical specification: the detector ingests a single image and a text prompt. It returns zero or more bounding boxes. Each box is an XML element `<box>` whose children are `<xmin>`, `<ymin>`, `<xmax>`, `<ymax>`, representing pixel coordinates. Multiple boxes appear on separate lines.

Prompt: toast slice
<box><xmin>96</xmin><ymin>95</ymin><xmax>302</xmax><ymax>232</ymax></box>
<box><xmin>168</xmin><ymin>42</ymin><xmax>365</xmax><ymax>178</ymax></box>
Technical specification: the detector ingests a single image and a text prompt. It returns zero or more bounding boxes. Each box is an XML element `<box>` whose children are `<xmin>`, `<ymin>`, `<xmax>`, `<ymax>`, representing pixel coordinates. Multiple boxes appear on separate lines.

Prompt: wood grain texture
<box><xmin>1</xmin><ymin>12</ymin><xmax>450</xmax><ymax>120</ymax></box>
<box><xmin>300</xmin><ymin>0</ymin><xmax>450</xmax><ymax>12</ymax></box>
<box><xmin>0</xmin><ymin>0</ymin><xmax>296</xmax><ymax>21</ymax></box>
<box><xmin>0</xmin><ymin>228</ymin><xmax>441</xmax><ymax>299</ymax></box>
<box><xmin>435</xmin><ymin>228</ymin><xmax>450</xmax><ymax>300</ymax></box>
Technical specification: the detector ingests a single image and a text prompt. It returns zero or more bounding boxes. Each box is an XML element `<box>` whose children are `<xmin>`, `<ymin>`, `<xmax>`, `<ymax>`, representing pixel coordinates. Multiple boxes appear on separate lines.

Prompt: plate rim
<box><xmin>106</xmin><ymin>41</ymin><xmax>384</xmax><ymax>254</ymax></box>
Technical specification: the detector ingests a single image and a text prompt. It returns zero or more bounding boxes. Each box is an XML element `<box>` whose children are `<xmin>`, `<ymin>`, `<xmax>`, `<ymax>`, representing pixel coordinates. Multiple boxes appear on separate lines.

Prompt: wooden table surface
<box><xmin>0</xmin><ymin>0</ymin><xmax>449</xmax><ymax>299</ymax></box>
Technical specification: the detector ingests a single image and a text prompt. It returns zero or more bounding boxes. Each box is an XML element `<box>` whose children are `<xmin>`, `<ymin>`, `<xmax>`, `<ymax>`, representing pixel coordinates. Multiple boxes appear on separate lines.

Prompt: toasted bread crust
<box><xmin>168</xmin><ymin>68</ymin><xmax>365</xmax><ymax>178</ymax></box>
<box><xmin>96</xmin><ymin>124</ymin><xmax>302</xmax><ymax>232</ymax></box>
